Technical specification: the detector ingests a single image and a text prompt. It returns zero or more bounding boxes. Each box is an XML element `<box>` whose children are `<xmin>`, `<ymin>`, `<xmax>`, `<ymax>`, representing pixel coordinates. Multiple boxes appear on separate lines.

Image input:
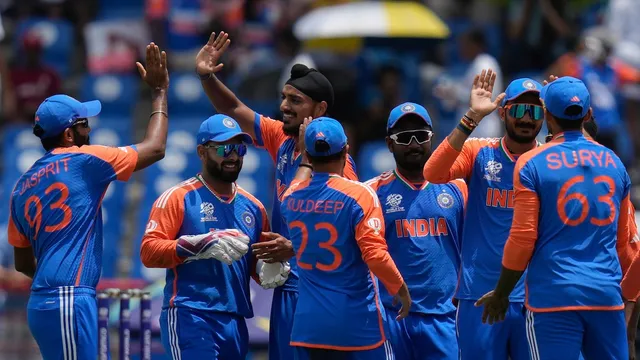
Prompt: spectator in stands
<box><xmin>5</xmin><ymin>32</ymin><xmax>61</xmax><ymax>124</ymax></box>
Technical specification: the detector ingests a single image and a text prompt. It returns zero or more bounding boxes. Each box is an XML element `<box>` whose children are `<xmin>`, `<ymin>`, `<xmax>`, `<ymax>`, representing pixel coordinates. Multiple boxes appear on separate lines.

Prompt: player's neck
<box><xmin>396</xmin><ymin>166</ymin><xmax>423</xmax><ymax>184</ymax></box>
<box><xmin>503</xmin><ymin>137</ymin><xmax>537</xmax><ymax>155</ymax></box>
<box><xmin>200</xmin><ymin>172</ymin><xmax>234</xmax><ymax>196</ymax></box>
<box><xmin>313</xmin><ymin>163</ymin><xmax>343</xmax><ymax>177</ymax></box>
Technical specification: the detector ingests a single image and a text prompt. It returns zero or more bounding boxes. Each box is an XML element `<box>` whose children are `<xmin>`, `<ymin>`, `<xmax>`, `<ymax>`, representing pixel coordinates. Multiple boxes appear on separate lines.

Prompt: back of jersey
<box><xmin>520</xmin><ymin>133</ymin><xmax>630</xmax><ymax>310</ymax></box>
<box><xmin>8</xmin><ymin>145</ymin><xmax>137</xmax><ymax>291</ymax></box>
<box><xmin>281</xmin><ymin>173</ymin><xmax>387</xmax><ymax>350</ymax></box>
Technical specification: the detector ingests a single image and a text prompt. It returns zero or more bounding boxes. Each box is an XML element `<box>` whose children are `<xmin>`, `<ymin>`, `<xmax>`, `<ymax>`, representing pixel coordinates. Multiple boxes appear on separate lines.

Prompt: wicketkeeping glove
<box><xmin>177</xmin><ymin>229</ymin><xmax>250</xmax><ymax>265</ymax></box>
<box><xmin>258</xmin><ymin>260</ymin><xmax>290</xmax><ymax>289</ymax></box>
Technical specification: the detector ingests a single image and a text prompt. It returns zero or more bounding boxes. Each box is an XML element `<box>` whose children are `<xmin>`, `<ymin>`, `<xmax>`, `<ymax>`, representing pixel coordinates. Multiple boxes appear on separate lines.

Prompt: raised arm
<box><xmin>196</xmin><ymin>32</ymin><xmax>257</xmax><ymax>138</ymax></box>
<box><xmin>133</xmin><ymin>43</ymin><xmax>170</xmax><ymax>171</ymax></box>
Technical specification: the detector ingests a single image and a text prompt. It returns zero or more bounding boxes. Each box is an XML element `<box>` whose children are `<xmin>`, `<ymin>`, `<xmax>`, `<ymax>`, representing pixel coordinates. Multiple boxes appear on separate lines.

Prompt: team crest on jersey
<box><xmin>200</xmin><ymin>202</ymin><xmax>217</xmax><ymax>222</ymax></box>
<box><xmin>385</xmin><ymin>194</ymin><xmax>405</xmax><ymax>214</ymax></box>
<box><xmin>145</xmin><ymin>220</ymin><xmax>158</xmax><ymax>234</ymax></box>
<box><xmin>277</xmin><ymin>154</ymin><xmax>288</xmax><ymax>173</ymax></box>
<box><xmin>222</xmin><ymin>118</ymin><xmax>236</xmax><ymax>128</ymax></box>
<box><xmin>484</xmin><ymin>160</ymin><xmax>503</xmax><ymax>182</ymax></box>
<box><xmin>367</xmin><ymin>218</ymin><xmax>382</xmax><ymax>235</ymax></box>
<box><xmin>437</xmin><ymin>191</ymin><xmax>454</xmax><ymax>209</ymax></box>
<box><xmin>242</xmin><ymin>211</ymin><xmax>255</xmax><ymax>227</ymax></box>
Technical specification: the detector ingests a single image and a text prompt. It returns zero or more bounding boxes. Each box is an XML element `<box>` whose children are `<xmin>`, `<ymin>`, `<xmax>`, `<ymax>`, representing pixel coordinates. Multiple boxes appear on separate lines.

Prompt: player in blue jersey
<box><xmin>476</xmin><ymin>76</ymin><xmax>640</xmax><ymax>360</ymax></box>
<box><xmin>423</xmin><ymin>70</ymin><xmax>545</xmax><ymax>360</ymax></box>
<box><xmin>364</xmin><ymin>102</ymin><xmax>467</xmax><ymax>359</ymax></box>
<box><xmin>196</xmin><ymin>32</ymin><xmax>358</xmax><ymax>359</ymax></box>
<box><xmin>140</xmin><ymin>114</ymin><xmax>281</xmax><ymax>359</ymax></box>
<box><xmin>6</xmin><ymin>43</ymin><xmax>171</xmax><ymax>360</ymax></box>
<box><xmin>281</xmin><ymin>117</ymin><xmax>411</xmax><ymax>360</ymax></box>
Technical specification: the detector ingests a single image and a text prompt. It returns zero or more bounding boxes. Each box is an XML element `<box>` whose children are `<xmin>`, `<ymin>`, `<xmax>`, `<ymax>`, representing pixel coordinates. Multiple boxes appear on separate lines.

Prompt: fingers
<box><xmin>220</xmin><ymin>37</ymin><xmax>231</xmax><ymax>53</ymax></box>
<box><xmin>487</xmin><ymin>71</ymin><xmax>497</xmax><ymax>94</ymax></box>
<box><xmin>207</xmin><ymin>32</ymin><xmax>216</xmax><ymax>46</ymax></box>
<box><xmin>213</xmin><ymin>31</ymin><xmax>226</xmax><ymax>48</ymax></box>
<box><xmin>213</xmin><ymin>63</ymin><xmax>224</xmax><ymax>72</ymax></box>
<box><xmin>135</xmin><ymin>62</ymin><xmax>146</xmax><ymax>78</ymax></box>
<box><xmin>154</xmin><ymin>43</ymin><xmax>161</xmax><ymax>66</ymax></box>
<box><xmin>493</xmin><ymin>92</ymin><xmax>506</xmax><ymax>107</ymax></box>
<box><xmin>161</xmin><ymin>50</ymin><xmax>168</xmax><ymax>70</ymax></box>
<box><xmin>261</xmin><ymin>232</ymin><xmax>280</xmax><ymax>240</ymax></box>
<box><xmin>472</xmin><ymin>74</ymin><xmax>479</xmax><ymax>89</ymax></box>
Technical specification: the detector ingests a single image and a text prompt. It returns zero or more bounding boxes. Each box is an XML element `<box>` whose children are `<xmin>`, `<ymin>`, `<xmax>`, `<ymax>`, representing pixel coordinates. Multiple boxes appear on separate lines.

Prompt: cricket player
<box><xmin>365</xmin><ymin>102</ymin><xmax>467</xmax><ymax>359</ymax></box>
<box><xmin>423</xmin><ymin>70</ymin><xmax>544</xmax><ymax>360</ymax></box>
<box><xmin>281</xmin><ymin>117</ymin><xmax>411</xmax><ymax>360</ymax></box>
<box><xmin>6</xmin><ymin>43</ymin><xmax>170</xmax><ymax>359</ymax></box>
<box><xmin>140</xmin><ymin>114</ymin><xmax>286</xmax><ymax>359</ymax></box>
<box><xmin>196</xmin><ymin>31</ymin><xmax>358</xmax><ymax>359</ymax></box>
<box><xmin>476</xmin><ymin>76</ymin><xmax>640</xmax><ymax>360</ymax></box>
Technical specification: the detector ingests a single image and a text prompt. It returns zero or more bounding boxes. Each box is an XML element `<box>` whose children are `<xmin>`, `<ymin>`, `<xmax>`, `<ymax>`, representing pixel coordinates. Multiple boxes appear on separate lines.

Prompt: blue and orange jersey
<box><xmin>502</xmin><ymin>131</ymin><xmax>640</xmax><ymax>311</ymax></box>
<box><xmin>7</xmin><ymin>145</ymin><xmax>138</xmax><ymax>292</ymax></box>
<box><xmin>252</xmin><ymin>113</ymin><xmax>358</xmax><ymax>291</ymax></box>
<box><xmin>366</xmin><ymin>170</ymin><xmax>467</xmax><ymax>315</ymax></box>
<box><xmin>140</xmin><ymin>176</ymin><xmax>269</xmax><ymax>318</ymax></box>
<box><xmin>424</xmin><ymin>137</ymin><xmax>536</xmax><ymax>302</ymax></box>
<box><xmin>281</xmin><ymin>173</ymin><xmax>404</xmax><ymax>350</ymax></box>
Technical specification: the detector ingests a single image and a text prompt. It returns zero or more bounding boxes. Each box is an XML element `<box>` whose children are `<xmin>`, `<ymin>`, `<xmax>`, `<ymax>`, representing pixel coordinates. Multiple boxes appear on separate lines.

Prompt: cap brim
<box><xmin>81</xmin><ymin>100</ymin><xmax>102</xmax><ymax>118</ymax></box>
<box><xmin>209</xmin><ymin>132</ymin><xmax>253</xmax><ymax>145</ymax></box>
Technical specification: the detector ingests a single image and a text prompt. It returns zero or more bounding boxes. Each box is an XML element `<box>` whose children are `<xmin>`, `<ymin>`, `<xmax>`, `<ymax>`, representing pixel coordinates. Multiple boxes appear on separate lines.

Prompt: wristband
<box><xmin>299</xmin><ymin>163</ymin><xmax>313</xmax><ymax>170</ymax></box>
<box><xmin>457</xmin><ymin>122</ymin><xmax>473</xmax><ymax>136</ymax></box>
<box><xmin>149</xmin><ymin>110</ymin><xmax>169</xmax><ymax>119</ymax></box>
<box><xmin>462</xmin><ymin>114</ymin><xmax>478</xmax><ymax>127</ymax></box>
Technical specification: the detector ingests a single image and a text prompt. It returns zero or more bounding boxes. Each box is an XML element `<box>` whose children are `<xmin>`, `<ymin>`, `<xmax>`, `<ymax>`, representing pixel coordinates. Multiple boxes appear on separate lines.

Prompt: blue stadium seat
<box><xmin>167</xmin><ymin>0</ymin><xmax>207</xmax><ymax>52</ymax></box>
<box><xmin>357</xmin><ymin>141</ymin><xmax>395</xmax><ymax>182</ymax></box>
<box><xmin>14</xmin><ymin>18</ymin><xmax>74</xmax><ymax>77</ymax></box>
<box><xmin>81</xmin><ymin>74</ymin><xmax>140</xmax><ymax>117</ymax></box>
<box><xmin>168</xmin><ymin>73</ymin><xmax>215</xmax><ymax>117</ymax></box>
<box><xmin>97</xmin><ymin>0</ymin><xmax>144</xmax><ymax>20</ymax></box>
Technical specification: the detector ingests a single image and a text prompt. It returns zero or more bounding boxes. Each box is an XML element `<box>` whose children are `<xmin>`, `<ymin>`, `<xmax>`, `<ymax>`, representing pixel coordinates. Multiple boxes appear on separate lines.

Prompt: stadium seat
<box><xmin>81</xmin><ymin>74</ymin><xmax>140</xmax><ymax>117</ymax></box>
<box><xmin>14</xmin><ymin>17</ymin><xmax>74</xmax><ymax>77</ymax></box>
<box><xmin>167</xmin><ymin>73</ymin><xmax>216</xmax><ymax>118</ymax></box>
<box><xmin>167</xmin><ymin>0</ymin><xmax>207</xmax><ymax>52</ymax></box>
<box><xmin>357</xmin><ymin>141</ymin><xmax>395</xmax><ymax>182</ymax></box>
<box><xmin>96</xmin><ymin>0</ymin><xmax>144</xmax><ymax>20</ymax></box>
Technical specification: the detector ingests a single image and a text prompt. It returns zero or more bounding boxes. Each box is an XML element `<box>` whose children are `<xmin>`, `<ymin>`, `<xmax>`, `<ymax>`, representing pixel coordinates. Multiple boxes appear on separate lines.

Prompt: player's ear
<box><xmin>315</xmin><ymin>101</ymin><xmax>327</xmax><ymax>118</ymax></box>
<box><xmin>385</xmin><ymin>136</ymin><xmax>393</xmax><ymax>152</ymax></box>
<box><xmin>62</xmin><ymin>128</ymin><xmax>74</xmax><ymax>146</ymax></box>
<box><xmin>196</xmin><ymin>145</ymin><xmax>206</xmax><ymax>160</ymax></box>
<box><xmin>498</xmin><ymin>107</ymin><xmax>506</xmax><ymax>122</ymax></box>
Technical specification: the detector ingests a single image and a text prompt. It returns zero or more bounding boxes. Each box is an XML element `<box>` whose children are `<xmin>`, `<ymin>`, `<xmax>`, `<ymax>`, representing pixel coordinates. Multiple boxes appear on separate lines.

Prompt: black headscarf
<box><xmin>285</xmin><ymin>64</ymin><xmax>334</xmax><ymax>111</ymax></box>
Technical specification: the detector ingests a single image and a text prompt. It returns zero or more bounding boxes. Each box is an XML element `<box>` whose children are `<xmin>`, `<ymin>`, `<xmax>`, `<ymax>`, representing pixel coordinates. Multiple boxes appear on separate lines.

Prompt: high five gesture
<box><xmin>196</xmin><ymin>32</ymin><xmax>231</xmax><ymax>78</ymax></box>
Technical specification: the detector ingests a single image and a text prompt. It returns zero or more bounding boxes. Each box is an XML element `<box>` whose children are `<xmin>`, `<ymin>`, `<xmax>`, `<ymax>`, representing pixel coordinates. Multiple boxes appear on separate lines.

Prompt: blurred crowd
<box><xmin>1</xmin><ymin>0</ymin><xmax>640</xmax><ymax>357</ymax></box>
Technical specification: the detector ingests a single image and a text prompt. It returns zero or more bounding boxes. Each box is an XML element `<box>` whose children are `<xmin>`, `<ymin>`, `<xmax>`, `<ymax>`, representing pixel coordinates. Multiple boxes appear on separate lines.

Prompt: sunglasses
<box><xmin>389</xmin><ymin>129</ymin><xmax>433</xmax><ymax>146</ymax></box>
<box><xmin>504</xmin><ymin>104</ymin><xmax>544</xmax><ymax>121</ymax></box>
<box><xmin>204</xmin><ymin>143</ymin><xmax>247</xmax><ymax>158</ymax></box>
<box><xmin>72</xmin><ymin>118</ymin><xmax>89</xmax><ymax>128</ymax></box>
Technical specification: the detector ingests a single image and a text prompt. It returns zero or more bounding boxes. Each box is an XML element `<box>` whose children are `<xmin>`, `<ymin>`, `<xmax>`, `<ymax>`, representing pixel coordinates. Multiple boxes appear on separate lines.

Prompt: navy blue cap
<box><xmin>501</xmin><ymin>78</ymin><xmax>543</xmax><ymax>106</ymax></box>
<box><xmin>540</xmin><ymin>77</ymin><xmax>591</xmax><ymax>120</ymax></box>
<box><xmin>197</xmin><ymin>114</ymin><xmax>252</xmax><ymax>145</ymax></box>
<box><xmin>34</xmin><ymin>94</ymin><xmax>102</xmax><ymax>138</ymax></box>
<box><xmin>305</xmin><ymin>117</ymin><xmax>347</xmax><ymax>157</ymax></box>
<box><xmin>387</xmin><ymin>102</ymin><xmax>432</xmax><ymax>130</ymax></box>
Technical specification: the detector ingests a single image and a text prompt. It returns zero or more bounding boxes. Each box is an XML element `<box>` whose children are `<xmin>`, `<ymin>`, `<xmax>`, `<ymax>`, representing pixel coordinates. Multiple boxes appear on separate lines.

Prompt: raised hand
<box><xmin>543</xmin><ymin>74</ymin><xmax>559</xmax><ymax>86</ymax></box>
<box><xmin>298</xmin><ymin>116</ymin><xmax>313</xmax><ymax>155</ymax></box>
<box><xmin>196</xmin><ymin>32</ymin><xmax>231</xmax><ymax>76</ymax></box>
<box><xmin>136</xmin><ymin>42</ymin><xmax>169</xmax><ymax>90</ymax></box>
<box><xmin>469</xmin><ymin>69</ymin><xmax>506</xmax><ymax>119</ymax></box>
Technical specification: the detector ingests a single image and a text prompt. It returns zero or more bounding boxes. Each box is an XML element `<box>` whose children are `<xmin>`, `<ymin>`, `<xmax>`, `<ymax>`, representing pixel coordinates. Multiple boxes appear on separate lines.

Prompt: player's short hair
<box><xmin>307</xmin><ymin>140</ymin><xmax>347</xmax><ymax>164</ymax></box>
<box><xmin>36</xmin><ymin>127</ymin><xmax>65</xmax><ymax>151</ymax></box>
<box><xmin>552</xmin><ymin>105</ymin><xmax>585</xmax><ymax>131</ymax></box>
<box><xmin>582</xmin><ymin>116</ymin><xmax>598</xmax><ymax>139</ymax></box>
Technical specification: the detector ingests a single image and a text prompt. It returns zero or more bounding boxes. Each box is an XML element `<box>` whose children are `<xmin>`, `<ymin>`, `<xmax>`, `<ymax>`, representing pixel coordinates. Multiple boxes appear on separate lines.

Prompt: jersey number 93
<box><xmin>24</xmin><ymin>182</ymin><xmax>73</xmax><ymax>239</ymax></box>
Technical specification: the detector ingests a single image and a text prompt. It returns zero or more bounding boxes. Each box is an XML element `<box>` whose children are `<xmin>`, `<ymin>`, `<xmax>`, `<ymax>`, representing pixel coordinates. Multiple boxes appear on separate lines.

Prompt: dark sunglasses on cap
<box><xmin>204</xmin><ymin>143</ymin><xmax>247</xmax><ymax>157</ymax></box>
<box><xmin>72</xmin><ymin>118</ymin><xmax>89</xmax><ymax>128</ymax></box>
<box><xmin>389</xmin><ymin>129</ymin><xmax>433</xmax><ymax>146</ymax></box>
<box><xmin>504</xmin><ymin>104</ymin><xmax>544</xmax><ymax>121</ymax></box>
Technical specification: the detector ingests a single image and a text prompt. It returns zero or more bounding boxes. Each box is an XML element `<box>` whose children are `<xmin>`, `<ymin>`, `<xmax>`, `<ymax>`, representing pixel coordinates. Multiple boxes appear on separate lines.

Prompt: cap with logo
<box><xmin>540</xmin><ymin>76</ymin><xmax>591</xmax><ymax>120</ymax></box>
<box><xmin>34</xmin><ymin>94</ymin><xmax>102</xmax><ymax>139</ymax></box>
<box><xmin>387</xmin><ymin>102</ymin><xmax>433</xmax><ymax>130</ymax></box>
<box><xmin>501</xmin><ymin>78</ymin><xmax>543</xmax><ymax>106</ymax></box>
<box><xmin>197</xmin><ymin>114</ymin><xmax>252</xmax><ymax>145</ymax></box>
<box><xmin>305</xmin><ymin>117</ymin><xmax>347</xmax><ymax>157</ymax></box>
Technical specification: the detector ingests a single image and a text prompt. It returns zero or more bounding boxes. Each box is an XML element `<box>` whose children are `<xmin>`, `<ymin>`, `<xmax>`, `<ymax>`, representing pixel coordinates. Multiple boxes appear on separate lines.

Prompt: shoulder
<box><xmin>462</xmin><ymin>137</ymin><xmax>500</xmax><ymax>155</ymax></box>
<box><xmin>364</xmin><ymin>171</ymin><xmax>395</xmax><ymax>192</ymax></box>
<box><xmin>328</xmin><ymin>176</ymin><xmax>380</xmax><ymax>207</ymax></box>
<box><xmin>153</xmin><ymin>177</ymin><xmax>201</xmax><ymax>209</ymax></box>
<box><xmin>236</xmin><ymin>185</ymin><xmax>267</xmax><ymax>212</ymax></box>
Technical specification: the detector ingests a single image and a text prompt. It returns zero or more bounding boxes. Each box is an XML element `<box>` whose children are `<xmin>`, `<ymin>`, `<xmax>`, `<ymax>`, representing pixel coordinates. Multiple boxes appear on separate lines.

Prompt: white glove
<box><xmin>180</xmin><ymin>229</ymin><xmax>250</xmax><ymax>265</ymax></box>
<box><xmin>258</xmin><ymin>260</ymin><xmax>290</xmax><ymax>289</ymax></box>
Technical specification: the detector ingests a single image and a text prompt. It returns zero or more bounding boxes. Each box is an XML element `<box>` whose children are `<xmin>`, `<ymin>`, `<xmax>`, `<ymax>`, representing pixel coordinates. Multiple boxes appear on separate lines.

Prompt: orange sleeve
<box><xmin>252</xmin><ymin>113</ymin><xmax>288</xmax><ymax>162</ymax></box>
<box><xmin>502</xmin><ymin>158</ymin><xmax>539</xmax><ymax>271</ymax></box>
<box><xmin>354</xmin><ymin>186</ymin><xmax>404</xmax><ymax>295</ymax></box>
<box><xmin>251</xmin><ymin>205</ymin><xmax>271</xmax><ymax>284</ymax></box>
<box><xmin>7</xmin><ymin>196</ymin><xmax>29</xmax><ymax>248</ymax></box>
<box><xmin>55</xmin><ymin>145</ymin><xmax>139</xmax><ymax>182</ymax></box>
<box><xmin>423</xmin><ymin>138</ymin><xmax>479</xmax><ymax>183</ymax></box>
<box><xmin>343</xmin><ymin>156</ymin><xmax>358</xmax><ymax>181</ymax></box>
<box><xmin>618</xmin><ymin>195</ymin><xmax>636</xmax><ymax>278</ymax></box>
<box><xmin>451</xmin><ymin>179</ymin><xmax>468</xmax><ymax>208</ymax></box>
<box><xmin>140</xmin><ymin>188</ymin><xmax>187</xmax><ymax>268</ymax></box>
<box><xmin>629</xmin><ymin>203</ymin><xmax>639</xmax><ymax>252</ymax></box>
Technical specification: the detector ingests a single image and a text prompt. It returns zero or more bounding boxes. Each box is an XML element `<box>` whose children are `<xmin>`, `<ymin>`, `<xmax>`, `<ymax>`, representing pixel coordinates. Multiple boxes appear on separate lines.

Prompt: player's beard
<box><xmin>205</xmin><ymin>158</ymin><xmax>243</xmax><ymax>183</ymax></box>
<box><xmin>505</xmin><ymin>120</ymin><xmax>540</xmax><ymax>144</ymax></box>
<box><xmin>71</xmin><ymin>127</ymin><xmax>90</xmax><ymax>146</ymax></box>
<box><xmin>393</xmin><ymin>148</ymin><xmax>431</xmax><ymax>172</ymax></box>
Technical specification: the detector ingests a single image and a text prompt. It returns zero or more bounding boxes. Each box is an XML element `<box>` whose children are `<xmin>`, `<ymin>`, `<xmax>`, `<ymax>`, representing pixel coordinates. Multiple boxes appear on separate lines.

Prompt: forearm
<box><xmin>494</xmin><ymin>266</ymin><xmax>524</xmax><ymax>298</ymax></box>
<box><xmin>201</xmin><ymin>74</ymin><xmax>243</xmax><ymax>115</ymax></box>
<box><xmin>135</xmin><ymin>88</ymin><xmax>169</xmax><ymax>170</ymax></box>
<box><xmin>423</xmin><ymin>136</ymin><xmax>464</xmax><ymax>183</ymax></box>
<box><xmin>140</xmin><ymin>238</ymin><xmax>184</xmax><ymax>268</ymax></box>
<box><xmin>360</xmin><ymin>246</ymin><xmax>404</xmax><ymax>295</ymax></box>
<box><xmin>15</xmin><ymin>263</ymin><xmax>35</xmax><ymax>279</ymax></box>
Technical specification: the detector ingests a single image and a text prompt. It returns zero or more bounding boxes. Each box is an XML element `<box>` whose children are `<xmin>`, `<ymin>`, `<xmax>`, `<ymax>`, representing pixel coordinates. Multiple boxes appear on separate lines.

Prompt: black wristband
<box><xmin>299</xmin><ymin>163</ymin><xmax>313</xmax><ymax>170</ymax></box>
<box><xmin>457</xmin><ymin>123</ymin><xmax>473</xmax><ymax>136</ymax></box>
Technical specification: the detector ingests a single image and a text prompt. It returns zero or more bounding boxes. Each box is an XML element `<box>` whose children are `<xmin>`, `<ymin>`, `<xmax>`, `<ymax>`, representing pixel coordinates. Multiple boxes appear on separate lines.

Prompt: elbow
<box><xmin>152</xmin><ymin>144</ymin><xmax>166</xmax><ymax>161</ymax></box>
<box><xmin>139</xmin><ymin>242</ymin><xmax>154</xmax><ymax>268</ymax></box>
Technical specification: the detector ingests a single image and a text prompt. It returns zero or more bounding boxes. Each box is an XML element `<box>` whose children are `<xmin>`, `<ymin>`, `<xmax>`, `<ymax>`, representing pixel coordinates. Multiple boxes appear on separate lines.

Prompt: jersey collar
<box><xmin>499</xmin><ymin>137</ymin><xmax>542</xmax><ymax>163</ymax></box>
<box><xmin>393</xmin><ymin>169</ymin><xmax>429</xmax><ymax>191</ymax></box>
<box><xmin>196</xmin><ymin>173</ymin><xmax>236</xmax><ymax>204</ymax></box>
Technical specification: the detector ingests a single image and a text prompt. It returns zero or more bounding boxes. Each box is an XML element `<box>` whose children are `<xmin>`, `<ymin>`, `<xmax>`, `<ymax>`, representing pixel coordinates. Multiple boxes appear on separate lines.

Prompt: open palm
<box><xmin>469</xmin><ymin>69</ymin><xmax>505</xmax><ymax>118</ymax></box>
<box><xmin>196</xmin><ymin>32</ymin><xmax>231</xmax><ymax>76</ymax></box>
